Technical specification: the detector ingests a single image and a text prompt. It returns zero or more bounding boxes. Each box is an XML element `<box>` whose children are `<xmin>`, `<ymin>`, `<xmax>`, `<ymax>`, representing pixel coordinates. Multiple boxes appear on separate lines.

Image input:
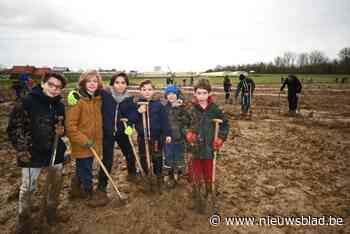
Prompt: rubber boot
<box><xmin>192</xmin><ymin>185</ymin><xmax>205</xmax><ymax>214</ymax></box>
<box><xmin>46</xmin><ymin>170</ymin><xmax>63</xmax><ymax>225</ymax></box>
<box><xmin>205</xmin><ymin>183</ymin><xmax>217</xmax><ymax>213</ymax></box>
<box><xmin>16</xmin><ymin>191</ymin><xmax>32</xmax><ymax>234</ymax></box>
<box><xmin>69</xmin><ymin>175</ymin><xmax>82</xmax><ymax>199</ymax></box>
<box><xmin>87</xmin><ymin>189</ymin><xmax>110</xmax><ymax>208</ymax></box>
<box><xmin>204</xmin><ymin>183</ymin><xmax>211</xmax><ymax>198</ymax></box>
<box><xmin>16</xmin><ymin>211</ymin><xmax>32</xmax><ymax>234</ymax></box>
<box><xmin>156</xmin><ymin>176</ymin><xmax>163</xmax><ymax>194</ymax></box>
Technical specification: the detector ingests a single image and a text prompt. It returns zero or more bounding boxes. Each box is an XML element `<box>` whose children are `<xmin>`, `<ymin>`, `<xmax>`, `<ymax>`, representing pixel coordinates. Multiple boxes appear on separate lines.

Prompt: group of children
<box><xmin>7</xmin><ymin>71</ymin><xmax>229</xmax><ymax>233</ymax></box>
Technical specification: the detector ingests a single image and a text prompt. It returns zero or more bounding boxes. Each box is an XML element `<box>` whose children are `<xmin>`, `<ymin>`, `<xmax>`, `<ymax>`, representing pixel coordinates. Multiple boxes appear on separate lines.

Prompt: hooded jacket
<box><xmin>186</xmin><ymin>96</ymin><xmax>229</xmax><ymax>160</ymax></box>
<box><xmin>164</xmin><ymin>100</ymin><xmax>190</xmax><ymax>143</ymax></box>
<box><xmin>119</xmin><ymin>96</ymin><xmax>172</xmax><ymax>140</ymax></box>
<box><xmin>7</xmin><ymin>85</ymin><xmax>66</xmax><ymax>167</ymax></box>
<box><xmin>65</xmin><ymin>89</ymin><xmax>102</xmax><ymax>158</ymax></box>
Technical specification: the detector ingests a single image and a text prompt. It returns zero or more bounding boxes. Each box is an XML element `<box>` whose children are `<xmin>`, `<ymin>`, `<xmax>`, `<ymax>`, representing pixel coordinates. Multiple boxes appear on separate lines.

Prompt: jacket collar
<box><xmin>191</xmin><ymin>95</ymin><xmax>214</xmax><ymax>111</ymax></box>
<box><xmin>31</xmin><ymin>85</ymin><xmax>62</xmax><ymax>104</ymax></box>
<box><xmin>78</xmin><ymin>88</ymin><xmax>101</xmax><ymax>99</ymax></box>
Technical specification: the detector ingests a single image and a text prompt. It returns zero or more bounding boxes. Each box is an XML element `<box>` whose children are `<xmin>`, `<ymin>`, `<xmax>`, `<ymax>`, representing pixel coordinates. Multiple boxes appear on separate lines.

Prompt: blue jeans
<box><xmin>75</xmin><ymin>157</ymin><xmax>93</xmax><ymax>192</ymax></box>
<box><xmin>164</xmin><ymin>143</ymin><xmax>185</xmax><ymax>174</ymax></box>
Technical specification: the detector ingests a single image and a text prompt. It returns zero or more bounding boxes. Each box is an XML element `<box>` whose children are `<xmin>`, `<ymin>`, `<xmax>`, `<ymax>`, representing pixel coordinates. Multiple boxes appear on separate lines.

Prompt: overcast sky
<box><xmin>0</xmin><ymin>0</ymin><xmax>349</xmax><ymax>72</ymax></box>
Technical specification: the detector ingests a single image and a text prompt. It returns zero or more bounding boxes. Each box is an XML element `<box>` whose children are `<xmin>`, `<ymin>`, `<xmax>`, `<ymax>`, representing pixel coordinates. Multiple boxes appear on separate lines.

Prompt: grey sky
<box><xmin>0</xmin><ymin>0</ymin><xmax>349</xmax><ymax>71</ymax></box>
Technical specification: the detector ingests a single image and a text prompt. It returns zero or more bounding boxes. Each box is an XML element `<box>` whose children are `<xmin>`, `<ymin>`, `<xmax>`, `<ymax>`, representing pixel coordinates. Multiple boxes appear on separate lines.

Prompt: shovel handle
<box><xmin>90</xmin><ymin>147</ymin><xmax>124</xmax><ymax>199</ymax></box>
<box><xmin>211</xmin><ymin>119</ymin><xmax>223</xmax><ymax>186</ymax></box>
<box><xmin>120</xmin><ymin>119</ymin><xmax>145</xmax><ymax>176</ymax></box>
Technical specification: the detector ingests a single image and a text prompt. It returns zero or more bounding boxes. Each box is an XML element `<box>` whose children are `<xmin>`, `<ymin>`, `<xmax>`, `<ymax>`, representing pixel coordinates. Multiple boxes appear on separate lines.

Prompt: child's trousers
<box><xmin>188</xmin><ymin>158</ymin><xmax>213</xmax><ymax>184</ymax></box>
<box><xmin>75</xmin><ymin>157</ymin><xmax>93</xmax><ymax>192</ymax></box>
<box><xmin>164</xmin><ymin>143</ymin><xmax>185</xmax><ymax>175</ymax></box>
<box><xmin>19</xmin><ymin>163</ymin><xmax>63</xmax><ymax>215</ymax></box>
<box><xmin>138</xmin><ymin>137</ymin><xmax>163</xmax><ymax>176</ymax></box>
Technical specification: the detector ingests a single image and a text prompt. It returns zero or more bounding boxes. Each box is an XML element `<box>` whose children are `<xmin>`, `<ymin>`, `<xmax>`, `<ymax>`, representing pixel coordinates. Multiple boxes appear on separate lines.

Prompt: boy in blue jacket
<box><xmin>119</xmin><ymin>80</ymin><xmax>171</xmax><ymax>190</ymax></box>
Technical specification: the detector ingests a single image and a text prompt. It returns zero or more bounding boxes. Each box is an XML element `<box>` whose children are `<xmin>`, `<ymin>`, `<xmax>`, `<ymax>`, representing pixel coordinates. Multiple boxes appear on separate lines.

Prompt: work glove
<box><xmin>83</xmin><ymin>139</ymin><xmax>95</xmax><ymax>148</ymax></box>
<box><xmin>186</xmin><ymin>131</ymin><xmax>197</xmax><ymax>144</ymax></box>
<box><xmin>55</xmin><ymin>124</ymin><xmax>65</xmax><ymax>136</ymax></box>
<box><xmin>124</xmin><ymin>126</ymin><xmax>133</xmax><ymax>136</ymax></box>
<box><xmin>67</xmin><ymin>90</ymin><xmax>80</xmax><ymax>106</ymax></box>
<box><xmin>212</xmin><ymin>137</ymin><xmax>224</xmax><ymax>150</ymax></box>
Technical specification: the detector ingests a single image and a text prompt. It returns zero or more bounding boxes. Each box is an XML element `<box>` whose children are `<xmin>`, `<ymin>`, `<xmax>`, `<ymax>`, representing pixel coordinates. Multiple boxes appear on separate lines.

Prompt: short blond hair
<box><xmin>78</xmin><ymin>70</ymin><xmax>103</xmax><ymax>90</ymax></box>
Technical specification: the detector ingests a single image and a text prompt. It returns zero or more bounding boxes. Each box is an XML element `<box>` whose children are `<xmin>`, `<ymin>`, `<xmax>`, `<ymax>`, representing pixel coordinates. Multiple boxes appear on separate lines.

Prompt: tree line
<box><xmin>207</xmin><ymin>47</ymin><xmax>350</xmax><ymax>74</ymax></box>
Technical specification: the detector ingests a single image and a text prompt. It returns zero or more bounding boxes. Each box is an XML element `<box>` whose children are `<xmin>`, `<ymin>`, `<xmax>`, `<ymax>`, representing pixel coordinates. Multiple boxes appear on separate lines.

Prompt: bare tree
<box><xmin>282</xmin><ymin>52</ymin><xmax>296</xmax><ymax>67</ymax></box>
<box><xmin>338</xmin><ymin>47</ymin><xmax>350</xmax><ymax>64</ymax></box>
<box><xmin>274</xmin><ymin>56</ymin><xmax>283</xmax><ymax>67</ymax></box>
<box><xmin>297</xmin><ymin>53</ymin><xmax>309</xmax><ymax>67</ymax></box>
<box><xmin>309</xmin><ymin>50</ymin><xmax>329</xmax><ymax>64</ymax></box>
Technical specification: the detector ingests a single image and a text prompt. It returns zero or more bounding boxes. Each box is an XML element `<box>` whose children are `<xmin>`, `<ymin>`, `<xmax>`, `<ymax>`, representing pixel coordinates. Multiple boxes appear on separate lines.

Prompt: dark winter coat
<box><xmin>280</xmin><ymin>76</ymin><xmax>302</xmax><ymax>97</ymax></box>
<box><xmin>164</xmin><ymin>101</ymin><xmax>190</xmax><ymax>143</ymax></box>
<box><xmin>186</xmin><ymin>96</ymin><xmax>229</xmax><ymax>160</ymax></box>
<box><xmin>7</xmin><ymin>85</ymin><xmax>66</xmax><ymax>167</ymax></box>
<box><xmin>223</xmin><ymin>78</ymin><xmax>232</xmax><ymax>92</ymax></box>
<box><xmin>100</xmin><ymin>89</ymin><xmax>117</xmax><ymax>138</ymax></box>
<box><xmin>119</xmin><ymin>96</ymin><xmax>172</xmax><ymax>140</ymax></box>
<box><xmin>116</xmin><ymin>96</ymin><xmax>136</xmax><ymax>136</ymax></box>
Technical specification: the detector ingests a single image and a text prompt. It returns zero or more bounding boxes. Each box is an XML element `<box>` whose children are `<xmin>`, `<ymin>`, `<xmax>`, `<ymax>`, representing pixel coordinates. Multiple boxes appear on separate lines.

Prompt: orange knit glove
<box><xmin>212</xmin><ymin>137</ymin><xmax>224</xmax><ymax>150</ymax></box>
<box><xmin>186</xmin><ymin>131</ymin><xmax>197</xmax><ymax>144</ymax></box>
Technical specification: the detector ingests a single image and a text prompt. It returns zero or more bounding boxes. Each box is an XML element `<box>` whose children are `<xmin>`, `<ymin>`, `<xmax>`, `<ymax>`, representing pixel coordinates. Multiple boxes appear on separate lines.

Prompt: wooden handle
<box><xmin>120</xmin><ymin>118</ymin><xmax>128</xmax><ymax>123</ymax></box>
<box><xmin>90</xmin><ymin>147</ymin><xmax>124</xmax><ymax>199</ymax></box>
<box><xmin>212</xmin><ymin>119</ymin><xmax>223</xmax><ymax>139</ymax></box>
<box><xmin>120</xmin><ymin>119</ymin><xmax>145</xmax><ymax>176</ymax></box>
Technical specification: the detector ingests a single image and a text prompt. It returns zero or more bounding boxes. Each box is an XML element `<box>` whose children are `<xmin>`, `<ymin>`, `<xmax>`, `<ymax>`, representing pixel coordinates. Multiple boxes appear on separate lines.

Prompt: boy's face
<box><xmin>167</xmin><ymin>92</ymin><xmax>177</xmax><ymax>103</ymax></box>
<box><xmin>42</xmin><ymin>77</ymin><xmax>63</xmax><ymax>98</ymax></box>
<box><xmin>86</xmin><ymin>75</ymin><xmax>99</xmax><ymax>93</ymax></box>
<box><xmin>194</xmin><ymin>88</ymin><xmax>209</xmax><ymax>103</ymax></box>
<box><xmin>113</xmin><ymin>76</ymin><xmax>127</xmax><ymax>94</ymax></box>
<box><xmin>140</xmin><ymin>84</ymin><xmax>154</xmax><ymax>100</ymax></box>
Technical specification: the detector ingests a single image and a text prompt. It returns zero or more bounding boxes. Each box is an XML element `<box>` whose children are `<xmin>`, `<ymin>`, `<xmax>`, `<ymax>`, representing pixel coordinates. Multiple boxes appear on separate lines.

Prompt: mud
<box><xmin>0</xmin><ymin>85</ymin><xmax>349</xmax><ymax>234</ymax></box>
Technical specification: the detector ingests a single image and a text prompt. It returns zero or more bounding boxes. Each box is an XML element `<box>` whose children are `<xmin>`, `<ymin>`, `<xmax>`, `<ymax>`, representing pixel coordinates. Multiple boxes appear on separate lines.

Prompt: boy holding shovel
<box><xmin>124</xmin><ymin>80</ymin><xmax>172</xmax><ymax>192</ymax></box>
<box><xmin>186</xmin><ymin>79</ymin><xmax>229</xmax><ymax>214</ymax></box>
<box><xmin>65</xmin><ymin>70</ymin><xmax>105</xmax><ymax>206</ymax></box>
<box><xmin>7</xmin><ymin>73</ymin><xmax>67</xmax><ymax>233</ymax></box>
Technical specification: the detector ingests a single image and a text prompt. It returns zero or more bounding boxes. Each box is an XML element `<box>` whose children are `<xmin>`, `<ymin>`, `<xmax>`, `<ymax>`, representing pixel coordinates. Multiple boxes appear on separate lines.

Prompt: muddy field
<box><xmin>0</xmin><ymin>86</ymin><xmax>349</xmax><ymax>234</ymax></box>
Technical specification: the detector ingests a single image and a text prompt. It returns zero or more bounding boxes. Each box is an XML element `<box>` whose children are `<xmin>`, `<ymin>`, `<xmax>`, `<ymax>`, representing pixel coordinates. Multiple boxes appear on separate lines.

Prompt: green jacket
<box><xmin>187</xmin><ymin>97</ymin><xmax>229</xmax><ymax>160</ymax></box>
<box><xmin>164</xmin><ymin>101</ymin><xmax>191</xmax><ymax>143</ymax></box>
